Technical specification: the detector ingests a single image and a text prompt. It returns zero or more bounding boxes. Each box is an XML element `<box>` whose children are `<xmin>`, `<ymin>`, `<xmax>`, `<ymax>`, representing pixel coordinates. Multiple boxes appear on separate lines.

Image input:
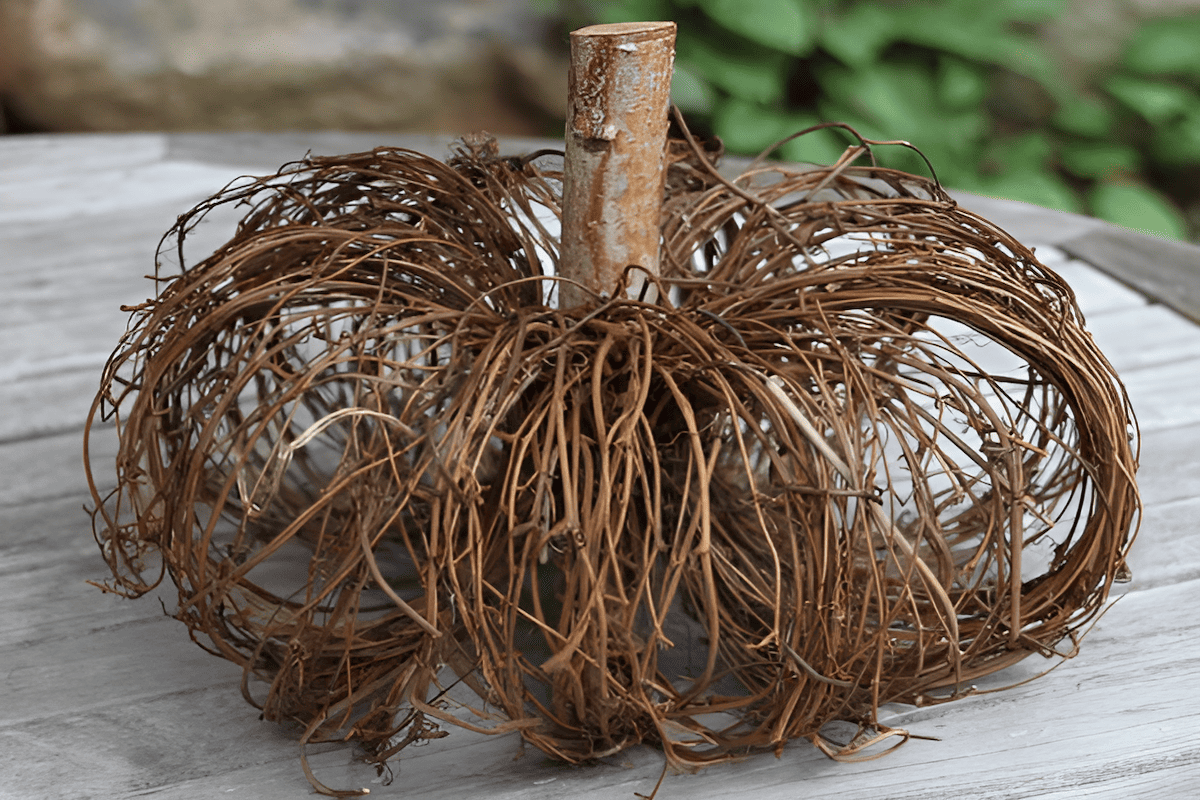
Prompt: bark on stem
<box><xmin>560</xmin><ymin>21</ymin><xmax>675</xmax><ymax>308</ymax></box>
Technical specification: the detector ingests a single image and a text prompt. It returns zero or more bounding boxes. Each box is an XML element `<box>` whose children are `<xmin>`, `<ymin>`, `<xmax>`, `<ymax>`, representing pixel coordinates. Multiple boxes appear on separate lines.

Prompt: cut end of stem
<box><xmin>560</xmin><ymin>21</ymin><xmax>676</xmax><ymax>308</ymax></box>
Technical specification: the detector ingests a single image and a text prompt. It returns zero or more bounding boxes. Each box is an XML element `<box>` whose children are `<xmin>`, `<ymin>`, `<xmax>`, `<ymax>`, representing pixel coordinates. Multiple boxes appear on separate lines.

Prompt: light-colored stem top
<box><xmin>559</xmin><ymin>21</ymin><xmax>675</xmax><ymax>308</ymax></box>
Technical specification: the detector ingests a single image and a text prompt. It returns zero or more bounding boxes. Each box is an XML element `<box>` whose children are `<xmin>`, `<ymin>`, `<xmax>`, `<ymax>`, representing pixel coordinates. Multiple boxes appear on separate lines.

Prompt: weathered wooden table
<box><xmin>2</xmin><ymin>132</ymin><xmax>1199</xmax><ymax>799</ymax></box>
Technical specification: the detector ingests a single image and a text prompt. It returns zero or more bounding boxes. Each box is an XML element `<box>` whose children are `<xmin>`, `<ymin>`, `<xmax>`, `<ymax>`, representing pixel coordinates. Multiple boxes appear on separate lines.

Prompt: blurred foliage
<box><xmin>551</xmin><ymin>0</ymin><xmax>1200</xmax><ymax>241</ymax></box>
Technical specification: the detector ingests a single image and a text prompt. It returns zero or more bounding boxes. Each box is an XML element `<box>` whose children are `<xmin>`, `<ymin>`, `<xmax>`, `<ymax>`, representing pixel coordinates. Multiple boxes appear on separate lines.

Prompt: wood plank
<box><xmin>0</xmin><ymin>177</ymin><xmax>246</xmax><ymax>440</ymax></box>
<box><xmin>1</xmin><ymin>402</ymin><xmax>1194</xmax><ymax>799</ymax></box>
<box><xmin>5</xmin><ymin>132</ymin><xmax>1200</xmax><ymax>800</ymax></box>
<box><xmin>1137</xmin><ymin>421</ymin><xmax>1200</xmax><ymax>508</ymax></box>
<box><xmin>166</xmin><ymin>131</ymin><xmax>459</xmax><ymax>171</ymax></box>
<box><xmin>946</xmin><ymin>191</ymin><xmax>1107</xmax><ymax>248</ymax></box>
<box><xmin>164</xmin><ymin>131</ymin><xmax>563</xmax><ymax>172</ymax></box>
<box><xmin>1063</xmin><ymin>227</ymin><xmax>1200</xmax><ymax>326</ymax></box>
<box><xmin>1040</xmin><ymin>251</ymin><xmax>1149</xmax><ymax>317</ymax></box>
<box><xmin>3</xmin><ymin>515</ymin><xmax>1194</xmax><ymax>799</ymax></box>
<box><xmin>1086</xmin><ymin>304</ymin><xmax>1200</xmax><ymax>373</ymax></box>
<box><xmin>1132</xmin><ymin>495</ymin><xmax>1200</xmax><ymax>590</ymax></box>
<box><xmin>53</xmin><ymin>415</ymin><xmax>1198</xmax><ymax>595</ymax></box>
<box><xmin>0</xmin><ymin>133</ymin><xmax>168</xmax><ymax>185</ymax></box>
<box><xmin>0</xmin><ymin>150</ymin><xmax>243</xmax><ymax>226</ymax></box>
<box><xmin>1117</xmin><ymin>355</ymin><xmax>1200</xmax><ymax>433</ymax></box>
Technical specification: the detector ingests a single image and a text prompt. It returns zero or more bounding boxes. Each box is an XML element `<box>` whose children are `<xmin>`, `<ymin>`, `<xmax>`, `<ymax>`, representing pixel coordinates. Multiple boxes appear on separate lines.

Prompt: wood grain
<box><xmin>3</xmin><ymin>133</ymin><xmax>1199</xmax><ymax>800</ymax></box>
<box><xmin>1063</xmin><ymin>227</ymin><xmax>1200</xmax><ymax>326</ymax></box>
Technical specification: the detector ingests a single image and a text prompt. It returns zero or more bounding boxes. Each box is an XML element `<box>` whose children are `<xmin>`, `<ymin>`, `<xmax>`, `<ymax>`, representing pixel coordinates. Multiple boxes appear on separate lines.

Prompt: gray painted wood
<box><xmin>1062</xmin><ymin>227</ymin><xmax>1200</xmax><ymax>325</ymax></box>
<box><xmin>3</xmin><ymin>133</ymin><xmax>1199</xmax><ymax>799</ymax></box>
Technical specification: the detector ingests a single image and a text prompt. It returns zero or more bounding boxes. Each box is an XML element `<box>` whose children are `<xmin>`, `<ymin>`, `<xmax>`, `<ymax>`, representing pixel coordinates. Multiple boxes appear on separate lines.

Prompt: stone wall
<box><xmin>0</xmin><ymin>0</ymin><xmax>569</xmax><ymax>134</ymax></box>
<box><xmin>4</xmin><ymin>0</ymin><xmax>1200</xmax><ymax>136</ymax></box>
<box><xmin>1048</xmin><ymin>0</ymin><xmax>1200</xmax><ymax>89</ymax></box>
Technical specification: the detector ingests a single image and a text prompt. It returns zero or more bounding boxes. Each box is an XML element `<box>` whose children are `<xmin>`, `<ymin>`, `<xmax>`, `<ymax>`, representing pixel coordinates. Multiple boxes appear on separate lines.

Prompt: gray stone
<box><xmin>0</xmin><ymin>0</ymin><xmax>569</xmax><ymax>134</ymax></box>
<box><xmin>1045</xmin><ymin>0</ymin><xmax>1200</xmax><ymax>89</ymax></box>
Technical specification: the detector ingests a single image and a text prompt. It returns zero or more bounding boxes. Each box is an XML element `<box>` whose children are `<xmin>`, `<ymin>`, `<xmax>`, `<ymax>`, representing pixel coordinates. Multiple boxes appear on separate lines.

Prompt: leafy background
<box><xmin>552</xmin><ymin>0</ymin><xmax>1200</xmax><ymax>242</ymax></box>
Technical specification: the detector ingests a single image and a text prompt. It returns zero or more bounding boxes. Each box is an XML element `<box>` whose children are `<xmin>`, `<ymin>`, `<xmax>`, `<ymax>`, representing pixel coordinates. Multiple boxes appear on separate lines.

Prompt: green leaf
<box><xmin>777</xmin><ymin>118</ymin><xmax>856</xmax><ymax>166</ymax></box>
<box><xmin>1058</xmin><ymin>140</ymin><xmax>1140</xmax><ymax>179</ymax></box>
<box><xmin>670</xmin><ymin>63</ymin><xmax>716</xmax><ymax>114</ymax></box>
<box><xmin>809</xmin><ymin>102</ymin><xmax>958</xmax><ymax>179</ymax></box>
<box><xmin>676</xmin><ymin>29</ymin><xmax>789</xmax><ymax>104</ymax></box>
<box><xmin>819</xmin><ymin>3</ymin><xmax>896</xmax><ymax>67</ymax></box>
<box><xmin>966</xmin><ymin>133</ymin><xmax>1080</xmax><ymax>211</ymax></box>
<box><xmin>1105</xmin><ymin>74</ymin><xmax>1197</xmax><ymax>124</ymax></box>
<box><xmin>1151</xmin><ymin>108</ymin><xmax>1200</xmax><ymax>166</ymax></box>
<box><xmin>991</xmin><ymin>0</ymin><xmax>1067</xmax><ymax>23</ymax></box>
<box><xmin>814</xmin><ymin>59</ymin><xmax>988</xmax><ymax>185</ymax></box>
<box><xmin>1089</xmin><ymin>181</ymin><xmax>1188</xmax><ymax>239</ymax></box>
<box><xmin>699</xmin><ymin>0</ymin><xmax>816</xmax><ymax>56</ymax></box>
<box><xmin>987</xmin><ymin>132</ymin><xmax>1054</xmax><ymax>173</ymax></box>
<box><xmin>1052</xmin><ymin>95</ymin><xmax>1116</xmax><ymax>137</ymax></box>
<box><xmin>712</xmin><ymin>100</ymin><xmax>852</xmax><ymax>164</ymax></box>
<box><xmin>816</xmin><ymin>63</ymin><xmax>933</xmax><ymax>142</ymax></box>
<box><xmin>1123</xmin><ymin>13</ymin><xmax>1200</xmax><ymax>78</ymax></box>
<box><xmin>596</xmin><ymin>0</ymin><xmax>672</xmax><ymax>23</ymax></box>
<box><xmin>886</xmin><ymin>3</ymin><xmax>1067</xmax><ymax>100</ymax></box>
<box><xmin>711</xmin><ymin>98</ymin><xmax>795</xmax><ymax>154</ymax></box>
<box><xmin>937</xmin><ymin>56</ymin><xmax>988</xmax><ymax>110</ymax></box>
<box><xmin>973</xmin><ymin>170</ymin><xmax>1081</xmax><ymax>213</ymax></box>
<box><xmin>818</xmin><ymin>62</ymin><xmax>985</xmax><ymax>153</ymax></box>
<box><xmin>811</xmin><ymin>103</ymin><xmax>887</xmax><ymax>142</ymax></box>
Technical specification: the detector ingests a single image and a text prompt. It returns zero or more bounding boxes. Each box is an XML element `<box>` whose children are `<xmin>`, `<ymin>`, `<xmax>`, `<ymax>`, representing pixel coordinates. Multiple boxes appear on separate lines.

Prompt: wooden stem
<box><xmin>560</xmin><ymin>21</ymin><xmax>676</xmax><ymax>308</ymax></box>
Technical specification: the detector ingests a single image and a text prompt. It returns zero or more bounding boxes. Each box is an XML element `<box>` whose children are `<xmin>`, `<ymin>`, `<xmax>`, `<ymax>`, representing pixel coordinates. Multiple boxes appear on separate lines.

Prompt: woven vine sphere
<box><xmin>85</xmin><ymin>142</ymin><xmax>564</xmax><ymax>776</ymax></box>
<box><xmin>87</xmin><ymin>138</ymin><xmax>1138</xmax><ymax>789</ymax></box>
<box><xmin>437</xmin><ymin>151</ymin><xmax>1138</xmax><ymax>766</ymax></box>
<box><xmin>643</xmin><ymin>158</ymin><xmax>1139</xmax><ymax>762</ymax></box>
